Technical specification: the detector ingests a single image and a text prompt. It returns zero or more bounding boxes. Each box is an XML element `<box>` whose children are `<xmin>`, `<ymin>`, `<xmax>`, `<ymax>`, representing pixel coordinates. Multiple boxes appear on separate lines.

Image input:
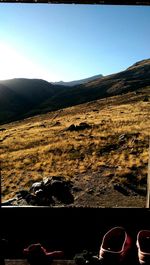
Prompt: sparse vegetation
<box><xmin>1</xmin><ymin>87</ymin><xmax>150</xmax><ymax>207</ymax></box>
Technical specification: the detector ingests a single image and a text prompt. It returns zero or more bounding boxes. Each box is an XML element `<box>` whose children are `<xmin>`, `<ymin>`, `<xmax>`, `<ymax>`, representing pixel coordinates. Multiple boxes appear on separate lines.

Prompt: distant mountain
<box><xmin>83</xmin><ymin>59</ymin><xmax>150</xmax><ymax>95</ymax></box>
<box><xmin>0</xmin><ymin>59</ymin><xmax>150</xmax><ymax>125</ymax></box>
<box><xmin>52</xmin><ymin>74</ymin><xmax>103</xmax><ymax>86</ymax></box>
<box><xmin>34</xmin><ymin>58</ymin><xmax>150</xmax><ymax>114</ymax></box>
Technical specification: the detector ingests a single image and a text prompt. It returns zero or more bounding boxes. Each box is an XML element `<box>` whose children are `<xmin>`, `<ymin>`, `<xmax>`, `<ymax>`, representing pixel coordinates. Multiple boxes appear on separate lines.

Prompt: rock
<box><xmin>67</xmin><ymin>122</ymin><xmax>91</xmax><ymax>132</ymax></box>
<box><xmin>77</xmin><ymin>122</ymin><xmax>91</xmax><ymax>130</ymax></box>
<box><xmin>6</xmin><ymin>176</ymin><xmax>74</xmax><ymax>206</ymax></box>
<box><xmin>43</xmin><ymin>177</ymin><xmax>51</xmax><ymax>185</ymax></box>
<box><xmin>51</xmin><ymin>180</ymin><xmax>74</xmax><ymax>204</ymax></box>
<box><xmin>51</xmin><ymin>180</ymin><xmax>67</xmax><ymax>195</ymax></box>
<box><xmin>16</xmin><ymin>189</ymin><xmax>37</xmax><ymax>205</ymax></box>
<box><xmin>16</xmin><ymin>189</ymin><xmax>31</xmax><ymax>199</ymax></box>
<box><xmin>66</xmin><ymin>124</ymin><xmax>76</xmax><ymax>131</ymax></box>
<box><xmin>34</xmin><ymin>189</ymin><xmax>44</xmax><ymax>196</ymax></box>
<box><xmin>30</xmin><ymin>181</ymin><xmax>43</xmax><ymax>193</ymax></box>
<box><xmin>16</xmin><ymin>198</ymin><xmax>29</xmax><ymax>206</ymax></box>
<box><xmin>34</xmin><ymin>189</ymin><xmax>53</xmax><ymax>206</ymax></box>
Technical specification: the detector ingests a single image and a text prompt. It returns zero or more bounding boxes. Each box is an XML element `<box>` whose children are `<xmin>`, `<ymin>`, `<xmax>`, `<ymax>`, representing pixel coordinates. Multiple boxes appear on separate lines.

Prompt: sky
<box><xmin>0</xmin><ymin>3</ymin><xmax>150</xmax><ymax>82</ymax></box>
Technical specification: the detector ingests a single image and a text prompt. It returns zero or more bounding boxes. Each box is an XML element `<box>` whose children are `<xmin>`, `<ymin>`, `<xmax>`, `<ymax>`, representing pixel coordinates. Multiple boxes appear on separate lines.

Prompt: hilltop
<box><xmin>0</xmin><ymin>58</ymin><xmax>150</xmax><ymax>125</ymax></box>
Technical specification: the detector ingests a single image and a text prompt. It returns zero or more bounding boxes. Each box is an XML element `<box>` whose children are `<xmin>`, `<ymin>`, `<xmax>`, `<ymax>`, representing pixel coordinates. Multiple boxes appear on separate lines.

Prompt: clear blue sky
<box><xmin>0</xmin><ymin>3</ymin><xmax>150</xmax><ymax>82</ymax></box>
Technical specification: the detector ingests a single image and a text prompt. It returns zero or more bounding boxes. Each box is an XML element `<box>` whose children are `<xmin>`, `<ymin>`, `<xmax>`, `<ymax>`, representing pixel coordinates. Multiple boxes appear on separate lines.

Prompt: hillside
<box><xmin>1</xmin><ymin>85</ymin><xmax>149</xmax><ymax>207</ymax></box>
<box><xmin>0</xmin><ymin>79</ymin><xmax>66</xmax><ymax>124</ymax></box>
<box><xmin>21</xmin><ymin>58</ymin><xmax>150</xmax><ymax>120</ymax></box>
<box><xmin>0</xmin><ymin>59</ymin><xmax>150</xmax><ymax>125</ymax></box>
<box><xmin>38</xmin><ymin>59</ymin><xmax>150</xmax><ymax>113</ymax></box>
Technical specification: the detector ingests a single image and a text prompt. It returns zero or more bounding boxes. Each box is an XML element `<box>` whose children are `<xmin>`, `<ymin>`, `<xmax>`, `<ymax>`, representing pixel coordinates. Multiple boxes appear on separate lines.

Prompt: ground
<box><xmin>1</xmin><ymin>86</ymin><xmax>150</xmax><ymax>207</ymax></box>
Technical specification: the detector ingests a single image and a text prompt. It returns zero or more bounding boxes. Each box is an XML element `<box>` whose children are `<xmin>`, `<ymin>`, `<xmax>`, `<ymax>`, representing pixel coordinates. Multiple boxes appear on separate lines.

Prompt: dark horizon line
<box><xmin>0</xmin><ymin>0</ymin><xmax>150</xmax><ymax>6</ymax></box>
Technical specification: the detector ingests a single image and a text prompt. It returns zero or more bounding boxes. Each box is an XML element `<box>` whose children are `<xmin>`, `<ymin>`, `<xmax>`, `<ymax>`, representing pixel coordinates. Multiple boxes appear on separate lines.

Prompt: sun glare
<box><xmin>0</xmin><ymin>42</ymin><xmax>52</xmax><ymax>81</ymax></box>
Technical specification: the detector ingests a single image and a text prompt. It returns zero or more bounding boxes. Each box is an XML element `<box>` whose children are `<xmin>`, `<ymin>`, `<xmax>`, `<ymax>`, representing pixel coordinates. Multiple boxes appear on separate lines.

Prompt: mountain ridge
<box><xmin>0</xmin><ymin>58</ymin><xmax>149</xmax><ymax>125</ymax></box>
<box><xmin>52</xmin><ymin>74</ymin><xmax>103</xmax><ymax>86</ymax></box>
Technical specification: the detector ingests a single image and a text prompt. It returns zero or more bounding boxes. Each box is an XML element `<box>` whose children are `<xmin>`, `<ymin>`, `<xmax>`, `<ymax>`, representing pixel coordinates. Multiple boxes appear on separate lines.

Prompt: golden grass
<box><xmin>1</xmin><ymin>89</ymin><xmax>150</xmax><ymax>201</ymax></box>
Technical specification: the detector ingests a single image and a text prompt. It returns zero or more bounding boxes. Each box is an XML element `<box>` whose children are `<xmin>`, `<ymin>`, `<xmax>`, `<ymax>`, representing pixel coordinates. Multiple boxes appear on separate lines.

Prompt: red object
<box><xmin>136</xmin><ymin>230</ymin><xmax>150</xmax><ymax>264</ymax></box>
<box><xmin>99</xmin><ymin>227</ymin><xmax>132</xmax><ymax>263</ymax></box>
<box><xmin>23</xmin><ymin>243</ymin><xmax>64</xmax><ymax>264</ymax></box>
<box><xmin>46</xmin><ymin>251</ymin><xmax>64</xmax><ymax>258</ymax></box>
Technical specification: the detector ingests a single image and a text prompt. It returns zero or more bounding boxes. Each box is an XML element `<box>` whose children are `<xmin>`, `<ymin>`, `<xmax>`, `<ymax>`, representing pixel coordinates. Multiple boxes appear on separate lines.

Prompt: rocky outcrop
<box><xmin>1</xmin><ymin>176</ymin><xmax>74</xmax><ymax>206</ymax></box>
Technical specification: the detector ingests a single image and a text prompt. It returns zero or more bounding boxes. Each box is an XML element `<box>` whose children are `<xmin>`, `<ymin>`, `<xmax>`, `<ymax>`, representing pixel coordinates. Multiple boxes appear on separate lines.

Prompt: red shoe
<box><xmin>99</xmin><ymin>227</ymin><xmax>132</xmax><ymax>264</ymax></box>
<box><xmin>23</xmin><ymin>243</ymin><xmax>64</xmax><ymax>265</ymax></box>
<box><xmin>136</xmin><ymin>230</ymin><xmax>150</xmax><ymax>264</ymax></box>
<box><xmin>46</xmin><ymin>250</ymin><xmax>64</xmax><ymax>259</ymax></box>
<box><xmin>23</xmin><ymin>243</ymin><xmax>46</xmax><ymax>256</ymax></box>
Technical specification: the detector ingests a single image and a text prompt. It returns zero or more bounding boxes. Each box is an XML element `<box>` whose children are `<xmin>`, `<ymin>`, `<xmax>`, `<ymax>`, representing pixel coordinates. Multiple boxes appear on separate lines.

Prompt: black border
<box><xmin>1</xmin><ymin>0</ymin><xmax>150</xmax><ymax>260</ymax></box>
<box><xmin>1</xmin><ymin>207</ymin><xmax>150</xmax><ymax>258</ymax></box>
<box><xmin>0</xmin><ymin>0</ymin><xmax>150</xmax><ymax>6</ymax></box>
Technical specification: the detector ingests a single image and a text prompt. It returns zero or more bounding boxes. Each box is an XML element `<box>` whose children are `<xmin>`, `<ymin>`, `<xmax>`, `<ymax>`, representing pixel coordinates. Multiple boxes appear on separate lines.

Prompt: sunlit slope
<box><xmin>1</xmin><ymin>86</ymin><xmax>149</xmax><ymax>207</ymax></box>
<box><xmin>33</xmin><ymin>58</ymin><xmax>150</xmax><ymax>113</ymax></box>
<box><xmin>0</xmin><ymin>59</ymin><xmax>150</xmax><ymax>125</ymax></box>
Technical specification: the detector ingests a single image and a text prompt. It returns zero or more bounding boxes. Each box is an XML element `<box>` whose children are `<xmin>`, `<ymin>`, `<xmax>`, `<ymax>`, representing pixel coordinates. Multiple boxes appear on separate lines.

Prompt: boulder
<box><xmin>30</xmin><ymin>181</ymin><xmax>43</xmax><ymax>193</ymax></box>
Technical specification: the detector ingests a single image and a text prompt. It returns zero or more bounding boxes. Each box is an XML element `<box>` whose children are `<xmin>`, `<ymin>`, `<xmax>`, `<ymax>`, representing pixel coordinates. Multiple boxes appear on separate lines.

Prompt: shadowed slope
<box><xmin>30</xmin><ymin>58</ymin><xmax>150</xmax><ymax>116</ymax></box>
<box><xmin>0</xmin><ymin>59</ymin><xmax>150</xmax><ymax>125</ymax></box>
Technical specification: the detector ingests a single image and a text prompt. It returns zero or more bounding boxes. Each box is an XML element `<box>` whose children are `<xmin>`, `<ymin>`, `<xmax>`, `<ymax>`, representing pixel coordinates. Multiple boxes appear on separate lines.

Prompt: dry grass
<box><xmin>1</xmin><ymin>88</ymin><xmax>150</xmax><ymax>202</ymax></box>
